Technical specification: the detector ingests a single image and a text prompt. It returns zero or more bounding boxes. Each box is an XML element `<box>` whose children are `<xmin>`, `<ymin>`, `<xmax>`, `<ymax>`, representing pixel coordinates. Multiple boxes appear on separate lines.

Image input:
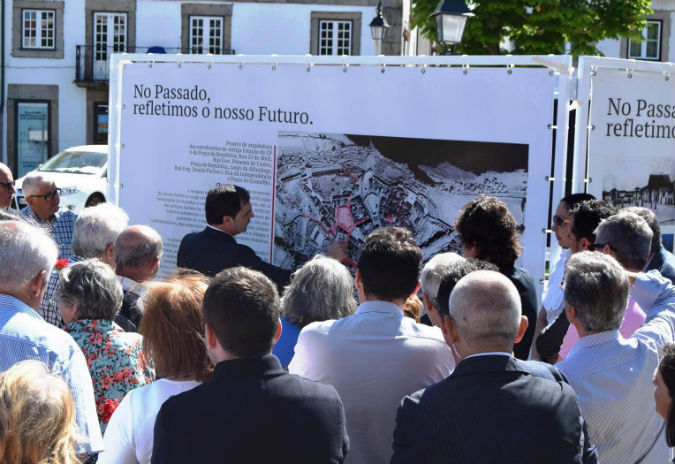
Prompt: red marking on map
<box><xmin>342</xmin><ymin>167</ymin><xmax>359</xmax><ymax>183</ymax></box>
<box><xmin>385</xmin><ymin>214</ymin><xmax>393</xmax><ymax>223</ymax></box>
<box><xmin>303</xmin><ymin>196</ymin><xmax>371</xmax><ymax>268</ymax></box>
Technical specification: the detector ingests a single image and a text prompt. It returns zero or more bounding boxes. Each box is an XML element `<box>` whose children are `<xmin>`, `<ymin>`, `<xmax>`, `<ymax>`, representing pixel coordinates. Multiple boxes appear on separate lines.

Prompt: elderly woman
<box><xmin>99</xmin><ymin>273</ymin><xmax>213</xmax><ymax>464</ymax></box>
<box><xmin>274</xmin><ymin>255</ymin><xmax>357</xmax><ymax>367</ymax></box>
<box><xmin>0</xmin><ymin>360</ymin><xmax>79</xmax><ymax>464</ymax></box>
<box><xmin>59</xmin><ymin>259</ymin><xmax>154</xmax><ymax>432</ymax></box>
<box><xmin>454</xmin><ymin>195</ymin><xmax>538</xmax><ymax>360</ymax></box>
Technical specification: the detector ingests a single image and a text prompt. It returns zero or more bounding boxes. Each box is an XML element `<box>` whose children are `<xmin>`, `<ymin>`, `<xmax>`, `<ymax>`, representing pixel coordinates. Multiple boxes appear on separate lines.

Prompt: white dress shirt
<box><xmin>98</xmin><ymin>378</ymin><xmax>201</xmax><ymax>464</ymax></box>
<box><xmin>289</xmin><ymin>300</ymin><xmax>454</xmax><ymax>464</ymax></box>
<box><xmin>543</xmin><ymin>249</ymin><xmax>570</xmax><ymax>324</ymax></box>
<box><xmin>557</xmin><ymin>270</ymin><xmax>675</xmax><ymax>464</ymax></box>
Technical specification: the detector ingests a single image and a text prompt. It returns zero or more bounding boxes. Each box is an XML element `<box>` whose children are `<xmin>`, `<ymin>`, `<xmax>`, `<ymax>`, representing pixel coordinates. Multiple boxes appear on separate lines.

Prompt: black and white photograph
<box><xmin>274</xmin><ymin>132</ymin><xmax>529</xmax><ymax>268</ymax></box>
<box><xmin>601</xmin><ymin>155</ymin><xmax>675</xmax><ymax>247</ymax></box>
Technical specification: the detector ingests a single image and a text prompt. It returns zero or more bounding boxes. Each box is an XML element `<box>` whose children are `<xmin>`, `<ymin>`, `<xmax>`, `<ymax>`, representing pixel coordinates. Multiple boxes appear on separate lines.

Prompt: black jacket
<box><xmin>152</xmin><ymin>355</ymin><xmax>349</xmax><ymax>464</ymax></box>
<box><xmin>177</xmin><ymin>227</ymin><xmax>291</xmax><ymax>289</ymax></box>
<box><xmin>391</xmin><ymin>355</ymin><xmax>597</xmax><ymax>464</ymax></box>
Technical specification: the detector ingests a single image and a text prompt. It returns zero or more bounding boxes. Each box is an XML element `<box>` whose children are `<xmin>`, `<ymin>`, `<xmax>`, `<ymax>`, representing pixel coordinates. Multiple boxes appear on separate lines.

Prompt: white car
<box><xmin>13</xmin><ymin>145</ymin><xmax>108</xmax><ymax>214</ymax></box>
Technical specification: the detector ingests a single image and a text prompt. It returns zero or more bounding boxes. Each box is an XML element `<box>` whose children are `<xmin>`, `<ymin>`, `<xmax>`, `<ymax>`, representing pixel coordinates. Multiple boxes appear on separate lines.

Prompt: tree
<box><xmin>411</xmin><ymin>0</ymin><xmax>653</xmax><ymax>56</ymax></box>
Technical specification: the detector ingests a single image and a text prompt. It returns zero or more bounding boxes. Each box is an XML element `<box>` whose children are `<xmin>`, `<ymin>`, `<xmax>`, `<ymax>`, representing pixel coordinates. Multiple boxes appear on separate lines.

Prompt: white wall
<box><xmin>137</xmin><ymin>1</ymin><xmax>378</xmax><ymax>56</ymax></box>
<box><xmin>136</xmin><ymin>1</ymin><xmax>182</xmax><ymax>50</ymax></box>
<box><xmin>232</xmin><ymin>3</ymin><xmax>377</xmax><ymax>55</ymax></box>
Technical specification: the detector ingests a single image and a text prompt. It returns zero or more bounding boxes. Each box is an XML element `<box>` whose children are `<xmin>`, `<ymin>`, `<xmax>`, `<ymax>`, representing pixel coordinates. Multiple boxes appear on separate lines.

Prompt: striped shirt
<box><xmin>39</xmin><ymin>255</ymin><xmax>84</xmax><ymax>327</ymax></box>
<box><xmin>0</xmin><ymin>294</ymin><xmax>104</xmax><ymax>455</ymax></box>
<box><xmin>558</xmin><ymin>270</ymin><xmax>675</xmax><ymax>464</ymax></box>
<box><xmin>20</xmin><ymin>206</ymin><xmax>77</xmax><ymax>261</ymax></box>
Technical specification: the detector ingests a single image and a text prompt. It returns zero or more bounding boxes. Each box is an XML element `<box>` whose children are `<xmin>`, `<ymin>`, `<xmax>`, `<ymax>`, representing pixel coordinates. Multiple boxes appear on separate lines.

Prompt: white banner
<box><xmin>586</xmin><ymin>64</ymin><xmax>675</xmax><ymax>247</ymax></box>
<box><xmin>112</xmin><ymin>56</ymin><xmax>561</xmax><ymax>284</ymax></box>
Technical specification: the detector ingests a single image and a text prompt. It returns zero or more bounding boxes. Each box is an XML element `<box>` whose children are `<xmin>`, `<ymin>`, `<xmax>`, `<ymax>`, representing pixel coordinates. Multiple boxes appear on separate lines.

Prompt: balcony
<box><xmin>75</xmin><ymin>45</ymin><xmax>236</xmax><ymax>85</ymax></box>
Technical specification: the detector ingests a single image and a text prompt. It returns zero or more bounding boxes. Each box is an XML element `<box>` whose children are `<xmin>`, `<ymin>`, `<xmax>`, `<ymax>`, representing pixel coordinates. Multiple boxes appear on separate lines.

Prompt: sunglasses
<box><xmin>552</xmin><ymin>215</ymin><xmax>569</xmax><ymax>227</ymax></box>
<box><xmin>29</xmin><ymin>188</ymin><xmax>61</xmax><ymax>201</ymax></box>
<box><xmin>588</xmin><ymin>242</ymin><xmax>612</xmax><ymax>252</ymax></box>
<box><xmin>0</xmin><ymin>180</ymin><xmax>15</xmax><ymax>190</ymax></box>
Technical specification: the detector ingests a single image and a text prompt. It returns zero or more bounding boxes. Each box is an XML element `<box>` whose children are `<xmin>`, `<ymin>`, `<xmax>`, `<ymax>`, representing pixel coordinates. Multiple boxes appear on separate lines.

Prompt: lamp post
<box><xmin>430</xmin><ymin>0</ymin><xmax>472</xmax><ymax>54</ymax></box>
<box><xmin>369</xmin><ymin>1</ymin><xmax>390</xmax><ymax>56</ymax></box>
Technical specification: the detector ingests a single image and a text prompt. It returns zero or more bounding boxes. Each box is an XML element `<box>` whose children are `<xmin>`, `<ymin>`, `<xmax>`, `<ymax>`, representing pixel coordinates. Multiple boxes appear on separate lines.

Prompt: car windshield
<box><xmin>39</xmin><ymin>150</ymin><xmax>107</xmax><ymax>174</ymax></box>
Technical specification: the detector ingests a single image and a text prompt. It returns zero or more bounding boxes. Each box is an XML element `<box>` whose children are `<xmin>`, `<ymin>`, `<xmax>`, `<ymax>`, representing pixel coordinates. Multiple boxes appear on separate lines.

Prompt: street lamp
<box><xmin>369</xmin><ymin>1</ymin><xmax>390</xmax><ymax>55</ymax></box>
<box><xmin>430</xmin><ymin>0</ymin><xmax>472</xmax><ymax>53</ymax></box>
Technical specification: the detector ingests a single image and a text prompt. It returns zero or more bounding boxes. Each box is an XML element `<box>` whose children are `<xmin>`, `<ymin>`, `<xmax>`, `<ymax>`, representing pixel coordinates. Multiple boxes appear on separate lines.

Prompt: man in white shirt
<box><xmin>289</xmin><ymin>226</ymin><xmax>453</xmax><ymax>464</ymax></box>
<box><xmin>0</xmin><ymin>220</ymin><xmax>103</xmax><ymax>458</ymax></box>
<box><xmin>558</xmin><ymin>216</ymin><xmax>675</xmax><ymax>463</ymax></box>
<box><xmin>531</xmin><ymin>193</ymin><xmax>594</xmax><ymax>360</ymax></box>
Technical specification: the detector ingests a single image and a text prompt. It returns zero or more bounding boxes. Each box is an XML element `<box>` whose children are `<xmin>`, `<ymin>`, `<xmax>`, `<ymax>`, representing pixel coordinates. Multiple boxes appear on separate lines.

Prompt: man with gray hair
<box><xmin>419</xmin><ymin>252</ymin><xmax>465</xmax><ymax>327</ymax></box>
<box><xmin>558</xmin><ymin>249</ymin><xmax>675</xmax><ymax>463</ymax></box>
<box><xmin>623</xmin><ymin>206</ymin><xmax>675</xmax><ymax>283</ymax></box>
<box><xmin>0</xmin><ymin>162</ymin><xmax>16</xmax><ymax>209</ymax></box>
<box><xmin>0</xmin><ymin>221</ymin><xmax>103</xmax><ymax>458</ymax></box>
<box><xmin>392</xmin><ymin>270</ymin><xmax>597</xmax><ymax>463</ymax></box>
<box><xmin>38</xmin><ymin>203</ymin><xmax>129</xmax><ymax>326</ymax></box>
<box><xmin>20</xmin><ymin>173</ymin><xmax>77</xmax><ymax>260</ymax></box>
<box><xmin>115</xmin><ymin>225</ymin><xmax>163</xmax><ymax>331</ymax></box>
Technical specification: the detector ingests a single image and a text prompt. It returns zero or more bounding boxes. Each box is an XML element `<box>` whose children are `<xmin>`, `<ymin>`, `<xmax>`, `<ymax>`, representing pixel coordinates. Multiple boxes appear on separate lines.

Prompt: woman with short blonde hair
<box><xmin>0</xmin><ymin>360</ymin><xmax>80</xmax><ymax>464</ymax></box>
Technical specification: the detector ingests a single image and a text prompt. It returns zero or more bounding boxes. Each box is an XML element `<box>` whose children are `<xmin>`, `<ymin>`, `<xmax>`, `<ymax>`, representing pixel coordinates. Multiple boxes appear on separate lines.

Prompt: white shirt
<box><xmin>288</xmin><ymin>300</ymin><xmax>454</xmax><ymax>464</ymax></box>
<box><xmin>542</xmin><ymin>249</ymin><xmax>570</xmax><ymax>324</ymax></box>
<box><xmin>98</xmin><ymin>379</ymin><xmax>201</xmax><ymax>464</ymax></box>
<box><xmin>557</xmin><ymin>271</ymin><xmax>675</xmax><ymax>464</ymax></box>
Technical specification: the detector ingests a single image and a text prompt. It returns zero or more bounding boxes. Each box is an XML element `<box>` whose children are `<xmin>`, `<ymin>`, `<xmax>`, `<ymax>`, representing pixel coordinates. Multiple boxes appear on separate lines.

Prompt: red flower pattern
<box><xmin>64</xmin><ymin>319</ymin><xmax>155</xmax><ymax>432</ymax></box>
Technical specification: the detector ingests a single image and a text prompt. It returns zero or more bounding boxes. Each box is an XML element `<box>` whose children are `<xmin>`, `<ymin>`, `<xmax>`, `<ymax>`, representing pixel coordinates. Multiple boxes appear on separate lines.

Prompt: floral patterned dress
<box><xmin>64</xmin><ymin>319</ymin><xmax>155</xmax><ymax>432</ymax></box>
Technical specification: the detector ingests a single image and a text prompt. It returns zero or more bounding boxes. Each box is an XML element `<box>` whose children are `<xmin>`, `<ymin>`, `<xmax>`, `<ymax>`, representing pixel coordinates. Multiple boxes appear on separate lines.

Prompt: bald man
<box><xmin>392</xmin><ymin>270</ymin><xmax>598</xmax><ymax>463</ymax></box>
<box><xmin>114</xmin><ymin>225</ymin><xmax>164</xmax><ymax>332</ymax></box>
<box><xmin>0</xmin><ymin>163</ymin><xmax>16</xmax><ymax>209</ymax></box>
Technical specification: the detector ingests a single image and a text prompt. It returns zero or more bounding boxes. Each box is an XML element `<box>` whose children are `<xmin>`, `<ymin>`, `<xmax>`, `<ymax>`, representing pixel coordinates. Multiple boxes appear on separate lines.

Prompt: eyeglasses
<box><xmin>588</xmin><ymin>242</ymin><xmax>613</xmax><ymax>252</ymax></box>
<box><xmin>552</xmin><ymin>215</ymin><xmax>569</xmax><ymax>227</ymax></box>
<box><xmin>0</xmin><ymin>180</ymin><xmax>15</xmax><ymax>190</ymax></box>
<box><xmin>29</xmin><ymin>188</ymin><xmax>60</xmax><ymax>201</ymax></box>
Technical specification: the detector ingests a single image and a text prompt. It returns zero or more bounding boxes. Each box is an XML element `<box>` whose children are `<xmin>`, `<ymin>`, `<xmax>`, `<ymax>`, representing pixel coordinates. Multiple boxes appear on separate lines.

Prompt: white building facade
<box><xmin>1</xmin><ymin>0</ymin><xmax>412</xmax><ymax>176</ymax></box>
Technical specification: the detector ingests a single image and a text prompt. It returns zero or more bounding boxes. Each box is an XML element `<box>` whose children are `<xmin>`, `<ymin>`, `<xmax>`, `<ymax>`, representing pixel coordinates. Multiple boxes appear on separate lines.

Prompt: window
<box><xmin>181</xmin><ymin>5</ymin><xmax>232</xmax><ymax>55</ymax></box>
<box><xmin>628</xmin><ymin>20</ymin><xmax>662</xmax><ymax>61</ymax></box>
<box><xmin>22</xmin><ymin>9</ymin><xmax>55</xmax><ymax>49</ymax></box>
<box><xmin>319</xmin><ymin>20</ymin><xmax>352</xmax><ymax>55</ymax></box>
<box><xmin>189</xmin><ymin>16</ymin><xmax>223</xmax><ymax>54</ymax></box>
<box><xmin>12</xmin><ymin>2</ymin><xmax>64</xmax><ymax>58</ymax></box>
<box><xmin>310</xmin><ymin>12</ymin><xmax>361</xmax><ymax>56</ymax></box>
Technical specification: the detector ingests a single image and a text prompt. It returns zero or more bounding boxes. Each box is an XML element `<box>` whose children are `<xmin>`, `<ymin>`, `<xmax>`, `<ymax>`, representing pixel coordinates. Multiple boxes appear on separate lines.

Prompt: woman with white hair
<box><xmin>59</xmin><ymin>259</ymin><xmax>154</xmax><ymax>432</ymax></box>
<box><xmin>274</xmin><ymin>255</ymin><xmax>357</xmax><ymax>368</ymax></box>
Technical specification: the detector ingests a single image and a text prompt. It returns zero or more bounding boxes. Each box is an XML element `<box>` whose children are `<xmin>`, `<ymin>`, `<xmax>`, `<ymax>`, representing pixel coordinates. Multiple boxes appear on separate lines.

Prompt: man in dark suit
<box><xmin>151</xmin><ymin>266</ymin><xmax>349</xmax><ymax>464</ymax></box>
<box><xmin>391</xmin><ymin>269</ymin><xmax>598</xmax><ymax>464</ymax></box>
<box><xmin>177</xmin><ymin>184</ymin><xmax>345</xmax><ymax>289</ymax></box>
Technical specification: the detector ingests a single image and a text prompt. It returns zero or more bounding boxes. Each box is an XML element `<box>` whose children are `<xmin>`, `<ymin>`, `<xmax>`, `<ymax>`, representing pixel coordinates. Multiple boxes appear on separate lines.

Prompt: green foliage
<box><xmin>410</xmin><ymin>0</ymin><xmax>653</xmax><ymax>56</ymax></box>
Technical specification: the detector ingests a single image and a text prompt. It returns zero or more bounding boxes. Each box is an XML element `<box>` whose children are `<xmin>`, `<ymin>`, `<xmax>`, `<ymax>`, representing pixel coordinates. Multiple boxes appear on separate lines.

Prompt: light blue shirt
<box><xmin>289</xmin><ymin>300</ymin><xmax>453</xmax><ymax>464</ymax></box>
<box><xmin>0</xmin><ymin>293</ymin><xmax>104</xmax><ymax>455</ymax></box>
<box><xmin>557</xmin><ymin>270</ymin><xmax>675</xmax><ymax>464</ymax></box>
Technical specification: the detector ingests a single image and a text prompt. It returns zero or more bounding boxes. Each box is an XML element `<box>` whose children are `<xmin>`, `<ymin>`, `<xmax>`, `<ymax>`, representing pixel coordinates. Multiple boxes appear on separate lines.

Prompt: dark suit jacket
<box><xmin>152</xmin><ymin>354</ymin><xmax>349</xmax><ymax>464</ymax></box>
<box><xmin>177</xmin><ymin>227</ymin><xmax>291</xmax><ymax>289</ymax></box>
<box><xmin>646</xmin><ymin>246</ymin><xmax>675</xmax><ymax>284</ymax></box>
<box><xmin>501</xmin><ymin>266</ymin><xmax>538</xmax><ymax>360</ymax></box>
<box><xmin>391</xmin><ymin>355</ymin><xmax>598</xmax><ymax>464</ymax></box>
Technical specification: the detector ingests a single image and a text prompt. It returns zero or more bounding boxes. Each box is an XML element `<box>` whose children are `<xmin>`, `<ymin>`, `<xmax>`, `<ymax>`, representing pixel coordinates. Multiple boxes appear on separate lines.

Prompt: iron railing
<box><xmin>75</xmin><ymin>45</ymin><xmax>236</xmax><ymax>81</ymax></box>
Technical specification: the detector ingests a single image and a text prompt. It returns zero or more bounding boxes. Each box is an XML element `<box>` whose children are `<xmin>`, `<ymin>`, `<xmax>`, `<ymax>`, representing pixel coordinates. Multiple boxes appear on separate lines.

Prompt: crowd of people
<box><xmin>1</xmin><ymin>160</ymin><xmax>675</xmax><ymax>464</ymax></box>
